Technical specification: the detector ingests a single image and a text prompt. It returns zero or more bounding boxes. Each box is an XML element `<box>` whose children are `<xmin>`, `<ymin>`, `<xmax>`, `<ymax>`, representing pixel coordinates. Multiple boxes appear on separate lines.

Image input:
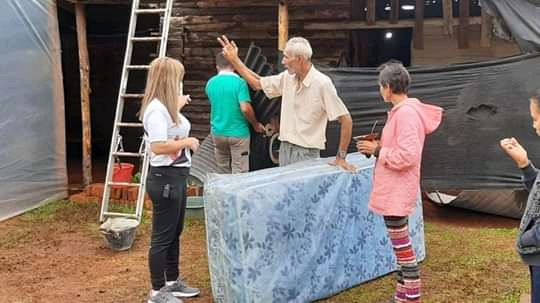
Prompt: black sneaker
<box><xmin>164</xmin><ymin>279</ymin><xmax>201</xmax><ymax>298</ymax></box>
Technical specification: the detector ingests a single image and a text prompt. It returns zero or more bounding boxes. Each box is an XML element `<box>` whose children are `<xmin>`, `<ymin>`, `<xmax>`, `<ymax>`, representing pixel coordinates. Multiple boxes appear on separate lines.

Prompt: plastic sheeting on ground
<box><xmin>204</xmin><ymin>153</ymin><xmax>425</xmax><ymax>303</ymax></box>
<box><xmin>323</xmin><ymin>53</ymin><xmax>540</xmax><ymax>190</ymax></box>
<box><xmin>0</xmin><ymin>0</ymin><xmax>67</xmax><ymax>221</ymax></box>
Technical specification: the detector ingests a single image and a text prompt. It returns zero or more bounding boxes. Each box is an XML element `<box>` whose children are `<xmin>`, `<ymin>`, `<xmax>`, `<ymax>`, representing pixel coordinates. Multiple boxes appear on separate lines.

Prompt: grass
<box><xmin>317</xmin><ymin>224</ymin><xmax>527</xmax><ymax>303</ymax></box>
<box><xmin>19</xmin><ymin>200</ymin><xmax>77</xmax><ymax>222</ymax></box>
<box><xmin>0</xmin><ymin>200</ymin><xmax>531</xmax><ymax>303</ymax></box>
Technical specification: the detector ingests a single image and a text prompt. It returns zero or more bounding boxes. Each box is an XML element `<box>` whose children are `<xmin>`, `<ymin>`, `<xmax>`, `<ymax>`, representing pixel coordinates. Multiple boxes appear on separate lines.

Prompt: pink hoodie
<box><xmin>369</xmin><ymin>98</ymin><xmax>443</xmax><ymax>217</ymax></box>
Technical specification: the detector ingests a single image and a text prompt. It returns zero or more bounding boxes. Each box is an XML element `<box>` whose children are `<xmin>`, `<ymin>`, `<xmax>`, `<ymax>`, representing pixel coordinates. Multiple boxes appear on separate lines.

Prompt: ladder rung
<box><xmin>103</xmin><ymin>212</ymin><xmax>138</xmax><ymax>219</ymax></box>
<box><xmin>112</xmin><ymin>151</ymin><xmax>144</xmax><ymax>157</ymax></box>
<box><xmin>131</xmin><ymin>37</ymin><xmax>163</xmax><ymax>42</ymax></box>
<box><xmin>122</xmin><ymin>93</ymin><xmax>145</xmax><ymax>99</ymax></box>
<box><xmin>126</xmin><ymin>65</ymin><xmax>150</xmax><ymax>70</ymax></box>
<box><xmin>117</xmin><ymin>122</ymin><xmax>144</xmax><ymax>127</ymax></box>
<box><xmin>135</xmin><ymin>8</ymin><xmax>166</xmax><ymax>14</ymax></box>
<box><xmin>107</xmin><ymin>182</ymin><xmax>141</xmax><ymax>187</ymax></box>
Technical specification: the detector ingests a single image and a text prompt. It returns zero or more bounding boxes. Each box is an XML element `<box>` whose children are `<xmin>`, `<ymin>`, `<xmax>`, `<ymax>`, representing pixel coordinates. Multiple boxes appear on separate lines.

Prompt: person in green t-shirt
<box><xmin>205</xmin><ymin>53</ymin><xmax>265</xmax><ymax>173</ymax></box>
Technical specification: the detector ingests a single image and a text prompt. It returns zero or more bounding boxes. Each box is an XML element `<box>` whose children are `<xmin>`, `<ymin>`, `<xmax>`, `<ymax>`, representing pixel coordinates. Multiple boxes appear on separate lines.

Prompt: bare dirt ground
<box><xmin>0</xmin><ymin>201</ymin><xmax>213</xmax><ymax>303</ymax></box>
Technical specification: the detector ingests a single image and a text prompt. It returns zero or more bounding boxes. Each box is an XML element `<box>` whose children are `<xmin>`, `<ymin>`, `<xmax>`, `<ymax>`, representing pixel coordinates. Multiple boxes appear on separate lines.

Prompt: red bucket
<box><xmin>112</xmin><ymin>163</ymin><xmax>135</xmax><ymax>189</ymax></box>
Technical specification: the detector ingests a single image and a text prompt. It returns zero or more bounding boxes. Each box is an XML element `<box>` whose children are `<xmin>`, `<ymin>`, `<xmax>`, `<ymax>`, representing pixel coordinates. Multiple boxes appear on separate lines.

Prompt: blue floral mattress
<box><xmin>203</xmin><ymin>153</ymin><xmax>425</xmax><ymax>303</ymax></box>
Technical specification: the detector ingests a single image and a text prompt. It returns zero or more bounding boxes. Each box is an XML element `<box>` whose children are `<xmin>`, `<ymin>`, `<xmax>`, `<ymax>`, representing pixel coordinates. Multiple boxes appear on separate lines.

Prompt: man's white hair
<box><xmin>285</xmin><ymin>37</ymin><xmax>312</xmax><ymax>61</ymax></box>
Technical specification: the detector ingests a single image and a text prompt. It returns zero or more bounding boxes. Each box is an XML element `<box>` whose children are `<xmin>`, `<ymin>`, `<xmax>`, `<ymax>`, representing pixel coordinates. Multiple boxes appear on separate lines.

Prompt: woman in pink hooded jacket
<box><xmin>357</xmin><ymin>61</ymin><xmax>443</xmax><ymax>303</ymax></box>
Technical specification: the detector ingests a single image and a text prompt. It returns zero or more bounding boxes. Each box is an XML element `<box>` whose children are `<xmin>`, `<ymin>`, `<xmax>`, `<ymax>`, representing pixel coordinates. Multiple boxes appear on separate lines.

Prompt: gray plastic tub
<box><xmin>99</xmin><ymin>217</ymin><xmax>139</xmax><ymax>251</ymax></box>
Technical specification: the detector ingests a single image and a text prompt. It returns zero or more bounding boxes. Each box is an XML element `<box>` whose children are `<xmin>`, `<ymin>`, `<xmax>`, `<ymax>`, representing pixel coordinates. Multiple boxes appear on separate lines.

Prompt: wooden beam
<box><xmin>278</xmin><ymin>0</ymin><xmax>288</xmax><ymax>51</ymax></box>
<box><xmin>480</xmin><ymin>6</ymin><xmax>492</xmax><ymax>48</ymax></box>
<box><xmin>390</xmin><ymin>0</ymin><xmax>399</xmax><ymax>24</ymax></box>
<box><xmin>413</xmin><ymin>0</ymin><xmax>424</xmax><ymax>50</ymax></box>
<box><xmin>366</xmin><ymin>0</ymin><xmax>376</xmax><ymax>25</ymax></box>
<box><xmin>304</xmin><ymin>17</ymin><xmax>481</xmax><ymax>31</ymax></box>
<box><xmin>458</xmin><ymin>0</ymin><xmax>470</xmax><ymax>49</ymax></box>
<box><xmin>75</xmin><ymin>3</ymin><xmax>92</xmax><ymax>187</ymax></box>
<box><xmin>442</xmin><ymin>0</ymin><xmax>453</xmax><ymax>36</ymax></box>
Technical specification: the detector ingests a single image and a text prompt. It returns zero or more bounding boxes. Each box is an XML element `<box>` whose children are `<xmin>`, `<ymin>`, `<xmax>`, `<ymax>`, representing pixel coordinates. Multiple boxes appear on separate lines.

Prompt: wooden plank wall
<box><xmin>168</xmin><ymin>0</ymin><xmax>351</xmax><ymax>138</ymax></box>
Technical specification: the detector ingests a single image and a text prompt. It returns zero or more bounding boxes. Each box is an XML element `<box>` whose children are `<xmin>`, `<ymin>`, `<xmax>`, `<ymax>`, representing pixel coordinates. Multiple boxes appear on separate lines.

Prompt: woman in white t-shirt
<box><xmin>139</xmin><ymin>57</ymin><xmax>200</xmax><ymax>303</ymax></box>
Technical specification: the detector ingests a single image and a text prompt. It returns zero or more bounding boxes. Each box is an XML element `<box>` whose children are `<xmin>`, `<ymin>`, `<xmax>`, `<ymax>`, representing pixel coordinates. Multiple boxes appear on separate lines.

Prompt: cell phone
<box><xmin>162</xmin><ymin>184</ymin><xmax>170</xmax><ymax>199</ymax></box>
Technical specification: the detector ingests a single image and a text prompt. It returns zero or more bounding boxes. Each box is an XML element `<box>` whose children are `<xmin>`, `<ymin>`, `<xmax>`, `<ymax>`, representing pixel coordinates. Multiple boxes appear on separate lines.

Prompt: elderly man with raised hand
<box><xmin>217</xmin><ymin>35</ymin><xmax>355</xmax><ymax>171</ymax></box>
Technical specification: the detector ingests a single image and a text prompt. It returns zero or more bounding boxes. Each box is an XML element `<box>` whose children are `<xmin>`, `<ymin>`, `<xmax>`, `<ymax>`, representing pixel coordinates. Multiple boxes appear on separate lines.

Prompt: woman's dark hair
<box><xmin>377</xmin><ymin>60</ymin><xmax>411</xmax><ymax>94</ymax></box>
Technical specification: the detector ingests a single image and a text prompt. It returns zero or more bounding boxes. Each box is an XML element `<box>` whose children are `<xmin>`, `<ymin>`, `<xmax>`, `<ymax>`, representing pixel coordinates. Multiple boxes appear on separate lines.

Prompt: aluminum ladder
<box><xmin>99</xmin><ymin>0</ymin><xmax>173</xmax><ymax>222</ymax></box>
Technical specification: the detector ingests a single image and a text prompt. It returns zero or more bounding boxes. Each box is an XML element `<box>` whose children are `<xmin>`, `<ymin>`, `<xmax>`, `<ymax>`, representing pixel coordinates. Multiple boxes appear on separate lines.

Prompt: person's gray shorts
<box><xmin>213</xmin><ymin>135</ymin><xmax>250</xmax><ymax>173</ymax></box>
<box><xmin>278</xmin><ymin>141</ymin><xmax>320</xmax><ymax>166</ymax></box>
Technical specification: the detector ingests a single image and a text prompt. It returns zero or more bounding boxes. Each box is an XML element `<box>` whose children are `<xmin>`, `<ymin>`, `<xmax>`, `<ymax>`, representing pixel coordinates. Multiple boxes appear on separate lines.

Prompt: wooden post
<box><xmin>390</xmin><ymin>0</ymin><xmax>399</xmax><ymax>24</ymax></box>
<box><xmin>75</xmin><ymin>2</ymin><xmax>92</xmax><ymax>187</ymax></box>
<box><xmin>278</xmin><ymin>0</ymin><xmax>288</xmax><ymax>52</ymax></box>
<box><xmin>442</xmin><ymin>0</ymin><xmax>453</xmax><ymax>36</ymax></box>
<box><xmin>458</xmin><ymin>0</ymin><xmax>470</xmax><ymax>49</ymax></box>
<box><xmin>480</xmin><ymin>6</ymin><xmax>492</xmax><ymax>48</ymax></box>
<box><xmin>350</xmin><ymin>0</ymin><xmax>368</xmax><ymax>67</ymax></box>
<box><xmin>413</xmin><ymin>0</ymin><xmax>424</xmax><ymax>49</ymax></box>
<box><xmin>366</xmin><ymin>0</ymin><xmax>376</xmax><ymax>25</ymax></box>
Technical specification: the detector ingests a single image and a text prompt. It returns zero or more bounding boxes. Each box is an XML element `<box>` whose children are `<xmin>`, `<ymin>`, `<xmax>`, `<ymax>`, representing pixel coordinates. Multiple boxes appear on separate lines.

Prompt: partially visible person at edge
<box><xmin>205</xmin><ymin>52</ymin><xmax>265</xmax><ymax>173</ymax></box>
<box><xmin>139</xmin><ymin>56</ymin><xmax>201</xmax><ymax>303</ymax></box>
<box><xmin>357</xmin><ymin>61</ymin><xmax>443</xmax><ymax>303</ymax></box>
<box><xmin>500</xmin><ymin>88</ymin><xmax>540</xmax><ymax>303</ymax></box>
<box><xmin>217</xmin><ymin>35</ymin><xmax>355</xmax><ymax>170</ymax></box>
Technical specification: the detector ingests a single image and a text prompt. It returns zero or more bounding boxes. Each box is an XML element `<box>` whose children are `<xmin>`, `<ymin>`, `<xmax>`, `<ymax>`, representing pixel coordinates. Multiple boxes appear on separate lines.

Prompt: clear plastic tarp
<box><xmin>204</xmin><ymin>153</ymin><xmax>425</xmax><ymax>303</ymax></box>
<box><xmin>0</xmin><ymin>0</ymin><xmax>67</xmax><ymax>221</ymax></box>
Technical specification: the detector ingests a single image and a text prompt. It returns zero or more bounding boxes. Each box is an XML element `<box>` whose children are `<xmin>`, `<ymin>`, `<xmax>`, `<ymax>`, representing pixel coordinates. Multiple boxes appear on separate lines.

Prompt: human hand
<box><xmin>185</xmin><ymin>137</ymin><xmax>200</xmax><ymax>152</ymax></box>
<box><xmin>328</xmin><ymin>157</ymin><xmax>356</xmax><ymax>172</ymax></box>
<box><xmin>178</xmin><ymin>95</ymin><xmax>191</xmax><ymax>108</ymax></box>
<box><xmin>500</xmin><ymin>137</ymin><xmax>529</xmax><ymax>168</ymax></box>
<box><xmin>217</xmin><ymin>35</ymin><xmax>239</xmax><ymax>62</ymax></box>
<box><xmin>356</xmin><ymin>139</ymin><xmax>379</xmax><ymax>156</ymax></box>
<box><xmin>253</xmin><ymin>122</ymin><xmax>266</xmax><ymax>134</ymax></box>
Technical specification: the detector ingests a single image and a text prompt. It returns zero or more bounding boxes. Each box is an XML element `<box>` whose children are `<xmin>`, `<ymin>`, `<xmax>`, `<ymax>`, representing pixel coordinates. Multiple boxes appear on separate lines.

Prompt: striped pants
<box><xmin>384</xmin><ymin>216</ymin><xmax>421</xmax><ymax>303</ymax></box>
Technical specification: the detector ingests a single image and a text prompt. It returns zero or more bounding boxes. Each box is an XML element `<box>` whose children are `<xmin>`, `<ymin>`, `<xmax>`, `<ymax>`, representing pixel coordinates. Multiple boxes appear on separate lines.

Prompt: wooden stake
<box><xmin>480</xmin><ymin>6</ymin><xmax>492</xmax><ymax>48</ymax></box>
<box><xmin>442</xmin><ymin>0</ymin><xmax>453</xmax><ymax>36</ymax></box>
<box><xmin>278</xmin><ymin>0</ymin><xmax>288</xmax><ymax>51</ymax></box>
<box><xmin>413</xmin><ymin>0</ymin><xmax>424</xmax><ymax>50</ymax></box>
<box><xmin>458</xmin><ymin>0</ymin><xmax>469</xmax><ymax>49</ymax></box>
<box><xmin>75</xmin><ymin>2</ymin><xmax>92</xmax><ymax>187</ymax></box>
